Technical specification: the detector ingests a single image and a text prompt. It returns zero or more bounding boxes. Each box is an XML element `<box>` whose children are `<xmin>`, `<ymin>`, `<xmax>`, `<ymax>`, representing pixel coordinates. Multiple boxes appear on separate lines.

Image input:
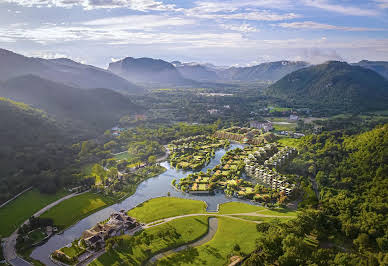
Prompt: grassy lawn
<box><xmin>61</xmin><ymin>240</ymin><xmax>86</xmax><ymax>258</ymax></box>
<box><xmin>258</xmin><ymin>208</ymin><xmax>298</xmax><ymax>217</ymax></box>
<box><xmin>90</xmin><ymin>216</ymin><xmax>209</xmax><ymax>266</ymax></box>
<box><xmin>113</xmin><ymin>152</ymin><xmax>133</xmax><ymax>161</ymax></box>
<box><xmin>231</xmin><ymin>215</ymin><xmax>294</xmax><ymax>222</ymax></box>
<box><xmin>277</xmin><ymin>137</ymin><xmax>301</xmax><ymax>148</ymax></box>
<box><xmin>27</xmin><ymin>229</ymin><xmax>47</xmax><ymax>244</ymax></box>
<box><xmin>273</xmin><ymin>123</ymin><xmax>297</xmax><ymax>131</ymax></box>
<box><xmin>40</xmin><ymin>192</ymin><xmax>116</xmax><ymax>230</ymax></box>
<box><xmin>217</xmin><ymin>202</ymin><xmax>264</xmax><ymax>214</ymax></box>
<box><xmin>0</xmin><ymin>189</ymin><xmax>69</xmax><ymax>237</ymax></box>
<box><xmin>128</xmin><ymin>197</ymin><xmax>207</xmax><ymax>223</ymax></box>
<box><xmin>157</xmin><ymin>217</ymin><xmax>259</xmax><ymax>265</ymax></box>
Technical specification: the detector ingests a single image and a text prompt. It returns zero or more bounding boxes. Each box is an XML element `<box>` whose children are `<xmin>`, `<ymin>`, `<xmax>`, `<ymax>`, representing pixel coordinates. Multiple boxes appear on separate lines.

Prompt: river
<box><xmin>31</xmin><ymin>143</ymin><xmax>253</xmax><ymax>265</ymax></box>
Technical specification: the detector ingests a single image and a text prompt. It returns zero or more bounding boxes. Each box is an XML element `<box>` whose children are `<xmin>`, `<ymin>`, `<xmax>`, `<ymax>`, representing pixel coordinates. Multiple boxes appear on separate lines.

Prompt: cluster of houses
<box><xmin>244</xmin><ymin>145</ymin><xmax>297</xmax><ymax>195</ymax></box>
<box><xmin>111</xmin><ymin>126</ymin><xmax>125</xmax><ymax>137</ymax></box>
<box><xmin>81</xmin><ymin>211</ymin><xmax>139</xmax><ymax>248</ymax></box>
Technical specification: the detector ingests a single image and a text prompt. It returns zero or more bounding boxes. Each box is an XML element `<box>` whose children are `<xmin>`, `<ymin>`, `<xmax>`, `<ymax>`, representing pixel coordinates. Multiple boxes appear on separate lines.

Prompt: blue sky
<box><xmin>1</xmin><ymin>0</ymin><xmax>388</xmax><ymax>67</ymax></box>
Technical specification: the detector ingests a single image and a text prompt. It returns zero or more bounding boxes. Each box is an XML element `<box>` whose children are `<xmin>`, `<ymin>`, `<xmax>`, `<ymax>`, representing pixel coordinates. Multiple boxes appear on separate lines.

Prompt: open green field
<box><xmin>90</xmin><ymin>216</ymin><xmax>209</xmax><ymax>266</ymax></box>
<box><xmin>231</xmin><ymin>215</ymin><xmax>294</xmax><ymax>222</ymax></box>
<box><xmin>277</xmin><ymin>137</ymin><xmax>302</xmax><ymax>148</ymax></box>
<box><xmin>157</xmin><ymin>217</ymin><xmax>259</xmax><ymax>265</ymax></box>
<box><xmin>218</xmin><ymin>202</ymin><xmax>265</xmax><ymax>214</ymax></box>
<box><xmin>40</xmin><ymin>192</ymin><xmax>116</xmax><ymax>230</ymax></box>
<box><xmin>113</xmin><ymin>151</ymin><xmax>133</xmax><ymax>161</ymax></box>
<box><xmin>272</xmin><ymin>122</ymin><xmax>297</xmax><ymax>131</ymax></box>
<box><xmin>0</xmin><ymin>189</ymin><xmax>69</xmax><ymax>237</ymax></box>
<box><xmin>127</xmin><ymin>197</ymin><xmax>207</xmax><ymax>223</ymax></box>
<box><xmin>258</xmin><ymin>208</ymin><xmax>299</xmax><ymax>216</ymax></box>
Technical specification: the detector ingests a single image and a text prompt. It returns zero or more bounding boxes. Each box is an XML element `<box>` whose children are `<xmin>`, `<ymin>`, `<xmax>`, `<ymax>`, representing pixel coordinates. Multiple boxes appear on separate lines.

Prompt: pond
<box><xmin>31</xmin><ymin>143</ymin><xmax>255</xmax><ymax>265</ymax></box>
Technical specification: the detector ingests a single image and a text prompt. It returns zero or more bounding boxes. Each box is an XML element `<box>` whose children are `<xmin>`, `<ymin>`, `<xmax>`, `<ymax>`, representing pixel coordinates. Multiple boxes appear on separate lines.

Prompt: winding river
<box><xmin>31</xmin><ymin>143</ymin><xmax>252</xmax><ymax>265</ymax></box>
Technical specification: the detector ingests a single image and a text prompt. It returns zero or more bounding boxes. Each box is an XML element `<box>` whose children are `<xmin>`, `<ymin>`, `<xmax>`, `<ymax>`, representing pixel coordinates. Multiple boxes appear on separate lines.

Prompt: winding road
<box><xmin>3</xmin><ymin>191</ymin><xmax>89</xmax><ymax>266</ymax></box>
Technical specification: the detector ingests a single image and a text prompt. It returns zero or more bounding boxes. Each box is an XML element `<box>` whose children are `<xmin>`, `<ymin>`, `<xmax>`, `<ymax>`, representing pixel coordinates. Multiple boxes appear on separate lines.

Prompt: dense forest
<box><xmin>244</xmin><ymin>124</ymin><xmax>388</xmax><ymax>265</ymax></box>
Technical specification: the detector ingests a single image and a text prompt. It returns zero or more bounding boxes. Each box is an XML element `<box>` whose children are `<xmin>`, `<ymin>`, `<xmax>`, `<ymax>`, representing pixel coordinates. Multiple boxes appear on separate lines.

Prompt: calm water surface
<box><xmin>31</xmin><ymin>143</ymin><xmax>255</xmax><ymax>265</ymax></box>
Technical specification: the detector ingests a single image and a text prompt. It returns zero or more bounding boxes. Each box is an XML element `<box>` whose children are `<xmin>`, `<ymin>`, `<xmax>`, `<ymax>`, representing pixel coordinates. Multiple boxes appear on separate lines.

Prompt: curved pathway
<box><xmin>3</xmin><ymin>191</ymin><xmax>88</xmax><ymax>266</ymax></box>
<box><xmin>148</xmin><ymin>218</ymin><xmax>219</xmax><ymax>264</ymax></box>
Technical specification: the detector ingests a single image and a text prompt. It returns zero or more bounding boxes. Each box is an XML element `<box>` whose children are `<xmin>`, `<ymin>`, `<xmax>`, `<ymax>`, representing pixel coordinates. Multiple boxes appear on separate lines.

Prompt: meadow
<box><xmin>40</xmin><ymin>192</ymin><xmax>116</xmax><ymax>230</ymax></box>
<box><xmin>127</xmin><ymin>197</ymin><xmax>207</xmax><ymax>223</ymax></box>
<box><xmin>217</xmin><ymin>202</ymin><xmax>265</xmax><ymax>214</ymax></box>
<box><xmin>0</xmin><ymin>189</ymin><xmax>69</xmax><ymax>237</ymax></box>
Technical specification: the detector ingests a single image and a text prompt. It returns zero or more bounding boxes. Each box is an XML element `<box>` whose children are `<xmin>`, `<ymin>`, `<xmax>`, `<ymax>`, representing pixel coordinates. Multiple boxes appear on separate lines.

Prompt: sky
<box><xmin>1</xmin><ymin>0</ymin><xmax>388</xmax><ymax>68</ymax></box>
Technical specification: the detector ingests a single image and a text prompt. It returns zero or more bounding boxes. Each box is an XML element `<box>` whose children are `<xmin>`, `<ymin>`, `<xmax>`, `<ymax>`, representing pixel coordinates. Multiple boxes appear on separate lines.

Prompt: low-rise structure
<box><xmin>249</xmin><ymin>121</ymin><xmax>273</xmax><ymax>132</ymax></box>
<box><xmin>81</xmin><ymin>211</ymin><xmax>139</xmax><ymax>248</ymax></box>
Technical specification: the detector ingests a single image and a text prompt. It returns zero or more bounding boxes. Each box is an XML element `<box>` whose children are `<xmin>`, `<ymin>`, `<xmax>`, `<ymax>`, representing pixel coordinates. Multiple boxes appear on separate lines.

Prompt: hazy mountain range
<box><xmin>0</xmin><ymin>49</ymin><xmax>143</xmax><ymax>94</ymax></box>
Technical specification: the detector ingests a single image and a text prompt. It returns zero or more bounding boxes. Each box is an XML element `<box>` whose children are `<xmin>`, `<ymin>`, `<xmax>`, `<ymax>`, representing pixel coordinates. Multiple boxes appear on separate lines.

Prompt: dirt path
<box><xmin>3</xmin><ymin>191</ymin><xmax>88</xmax><ymax>266</ymax></box>
<box><xmin>148</xmin><ymin>218</ymin><xmax>219</xmax><ymax>264</ymax></box>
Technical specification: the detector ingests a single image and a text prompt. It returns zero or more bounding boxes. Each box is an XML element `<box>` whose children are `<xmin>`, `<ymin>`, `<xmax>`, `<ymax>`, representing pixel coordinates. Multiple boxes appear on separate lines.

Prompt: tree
<box><xmin>148</xmin><ymin>155</ymin><xmax>157</xmax><ymax>165</ymax></box>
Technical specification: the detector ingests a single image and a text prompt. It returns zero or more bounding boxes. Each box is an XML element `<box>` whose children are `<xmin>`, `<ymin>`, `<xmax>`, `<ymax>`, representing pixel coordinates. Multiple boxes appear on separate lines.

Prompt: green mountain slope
<box><xmin>0</xmin><ymin>75</ymin><xmax>144</xmax><ymax>137</ymax></box>
<box><xmin>353</xmin><ymin>60</ymin><xmax>388</xmax><ymax>80</ymax></box>
<box><xmin>0</xmin><ymin>98</ymin><xmax>71</xmax><ymax>202</ymax></box>
<box><xmin>266</xmin><ymin>61</ymin><xmax>388</xmax><ymax>113</ymax></box>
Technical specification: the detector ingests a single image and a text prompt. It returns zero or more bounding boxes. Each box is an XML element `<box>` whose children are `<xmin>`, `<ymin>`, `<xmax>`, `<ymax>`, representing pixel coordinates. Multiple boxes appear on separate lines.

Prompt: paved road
<box><xmin>3</xmin><ymin>191</ymin><xmax>88</xmax><ymax>266</ymax></box>
<box><xmin>148</xmin><ymin>217</ymin><xmax>219</xmax><ymax>263</ymax></box>
<box><xmin>156</xmin><ymin>145</ymin><xmax>170</xmax><ymax>163</ymax></box>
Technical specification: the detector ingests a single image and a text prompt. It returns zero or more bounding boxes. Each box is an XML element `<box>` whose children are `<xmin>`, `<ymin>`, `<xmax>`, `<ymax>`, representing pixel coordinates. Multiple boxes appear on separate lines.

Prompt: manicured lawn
<box><xmin>217</xmin><ymin>202</ymin><xmax>264</xmax><ymax>214</ymax></box>
<box><xmin>40</xmin><ymin>192</ymin><xmax>116</xmax><ymax>230</ymax></box>
<box><xmin>231</xmin><ymin>215</ymin><xmax>294</xmax><ymax>222</ymax></box>
<box><xmin>258</xmin><ymin>208</ymin><xmax>298</xmax><ymax>217</ymax></box>
<box><xmin>273</xmin><ymin>123</ymin><xmax>297</xmax><ymax>131</ymax></box>
<box><xmin>27</xmin><ymin>229</ymin><xmax>47</xmax><ymax>243</ymax></box>
<box><xmin>277</xmin><ymin>137</ymin><xmax>302</xmax><ymax>148</ymax></box>
<box><xmin>0</xmin><ymin>189</ymin><xmax>69</xmax><ymax>237</ymax></box>
<box><xmin>157</xmin><ymin>217</ymin><xmax>259</xmax><ymax>265</ymax></box>
<box><xmin>113</xmin><ymin>152</ymin><xmax>132</xmax><ymax>161</ymax></box>
<box><xmin>128</xmin><ymin>197</ymin><xmax>207</xmax><ymax>223</ymax></box>
<box><xmin>90</xmin><ymin>216</ymin><xmax>209</xmax><ymax>266</ymax></box>
<box><xmin>61</xmin><ymin>240</ymin><xmax>86</xmax><ymax>258</ymax></box>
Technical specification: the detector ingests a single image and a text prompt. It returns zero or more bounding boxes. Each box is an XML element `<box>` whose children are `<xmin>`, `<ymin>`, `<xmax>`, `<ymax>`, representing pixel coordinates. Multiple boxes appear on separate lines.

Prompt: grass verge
<box><xmin>0</xmin><ymin>189</ymin><xmax>69</xmax><ymax>237</ymax></box>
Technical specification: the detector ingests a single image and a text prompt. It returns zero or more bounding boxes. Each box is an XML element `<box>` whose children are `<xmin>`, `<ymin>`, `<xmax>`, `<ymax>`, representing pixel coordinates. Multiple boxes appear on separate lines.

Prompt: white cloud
<box><xmin>303</xmin><ymin>0</ymin><xmax>378</xmax><ymax>16</ymax></box>
<box><xmin>82</xmin><ymin>15</ymin><xmax>194</xmax><ymax>30</ymax></box>
<box><xmin>220</xmin><ymin>23</ymin><xmax>258</xmax><ymax>32</ymax></box>
<box><xmin>188</xmin><ymin>10</ymin><xmax>300</xmax><ymax>21</ymax></box>
<box><xmin>277</xmin><ymin>21</ymin><xmax>386</xmax><ymax>32</ymax></box>
<box><xmin>2</xmin><ymin>0</ymin><xmax>178</xmax><ymax>11</ymax></box>
<box><xmin>375</xmin><ymin>0</ymin><xmax>388</xmax><ymax>8</ymax></box>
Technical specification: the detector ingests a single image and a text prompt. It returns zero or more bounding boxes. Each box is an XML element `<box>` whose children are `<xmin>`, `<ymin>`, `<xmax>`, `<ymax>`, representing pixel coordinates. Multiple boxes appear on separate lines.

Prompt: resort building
<box><xmin>81</xmin><ymin>211</ymin><xmax>139</xmax><ymax>248</ymax></box>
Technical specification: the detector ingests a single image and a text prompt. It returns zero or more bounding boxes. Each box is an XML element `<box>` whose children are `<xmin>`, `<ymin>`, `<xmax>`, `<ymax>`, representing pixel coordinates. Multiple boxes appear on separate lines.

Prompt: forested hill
<box><xmin>0</xmin><ymin>98</ymin><xmax>72</xmax><ymax>202</ymax></box>
<box><xmin>244</xmin><ymin>124</ymin><xmax>388</xmax><ymax>265</ymax></box>
<box><xmin>265</xmin><ymin>61</ymin><xmax>388</xmax><ymax>114</ymax></box>
<box><xmin>0</xmin><ymin>48</ymin><xmax>143</xmax><ymax>94</ymax></box>
<box><xmin>0</xmin><ymin>75</ymin><xmax>144</xmax><ymax>137</ymax></box>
